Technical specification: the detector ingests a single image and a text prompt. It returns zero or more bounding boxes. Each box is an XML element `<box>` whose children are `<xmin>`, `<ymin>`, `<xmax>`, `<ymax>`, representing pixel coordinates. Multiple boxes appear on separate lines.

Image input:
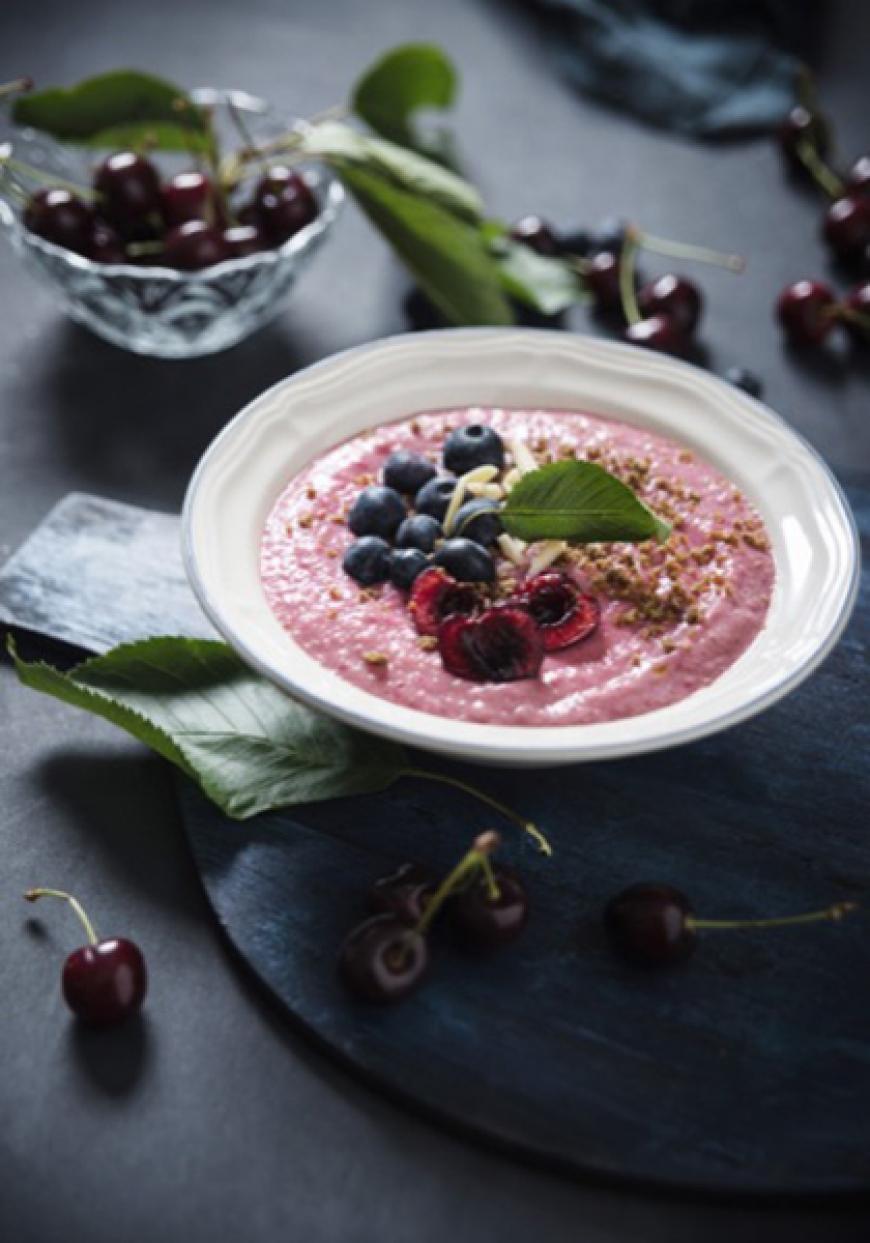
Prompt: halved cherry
<box><xmin>514</xmin><ymin>573</ymin><xmax>600</xmax><ymax>651</ymax></box>
<box><xmin>409</xmin><ymin>566</ymin><xmax>482</xmax><ymax>636</ymax></box>
<box><xmin>438</xmin><ymin>606</ymin><xmax>544</xmax><ymax>682</ymax></box>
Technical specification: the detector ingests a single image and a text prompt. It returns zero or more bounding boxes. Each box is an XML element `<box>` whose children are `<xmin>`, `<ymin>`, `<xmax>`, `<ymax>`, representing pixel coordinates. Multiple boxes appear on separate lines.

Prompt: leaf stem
<box><xmin>619</xmin><ymin>230</ymin><xmax>641</xmax><ymax>325</ymax></box>
<box><xmin>399</xmin><ymin>767</ymin><xmax>551</xmax><ymax>855</ymax></box>
<box><xmin>689</xmin><ymin>900</ymin><xmax>857</xmax><ymax>932</ymax></box>
<box><xmin>24</xmin><ymin>887</ymin><xmax>100</xmax><ymax>945</ymax></box>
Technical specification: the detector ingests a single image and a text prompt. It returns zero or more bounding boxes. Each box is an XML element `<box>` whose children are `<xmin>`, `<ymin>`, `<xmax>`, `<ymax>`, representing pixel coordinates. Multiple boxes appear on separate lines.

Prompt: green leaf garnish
<box><xmin>501</xmin><ymin>460</ymin><xmax>672</xmax><ymax>544</ymax></box>
<box><xmin>8</xmin><ymin>635</ymin><xmax>550</xmax><ymax>852</ymax></box>
<box><xmin>483</xmin><ymin>223</ymin><xmax>585</xmax><ymax>316</ymax></box>
<box><xmin>351</xmin><ymin>43</ymin><xmax>457</xmax><ymax>164</ymax></box>
<box><xmin>12</xmin><ymin>70</ymin><xmax>208</xmax><ymax>153</ymax></box>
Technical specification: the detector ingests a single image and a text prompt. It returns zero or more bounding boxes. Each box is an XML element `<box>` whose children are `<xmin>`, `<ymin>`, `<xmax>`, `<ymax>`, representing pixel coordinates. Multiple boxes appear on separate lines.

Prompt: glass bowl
<box><xmin>0</xmin><ymin>89</ymin><xmax>344</xmax><ymax>359</ymax></box>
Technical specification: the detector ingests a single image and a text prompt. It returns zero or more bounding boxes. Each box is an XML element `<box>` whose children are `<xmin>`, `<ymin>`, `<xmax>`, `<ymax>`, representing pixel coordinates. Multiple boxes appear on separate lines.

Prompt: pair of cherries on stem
<box><xmin>24</xmin><ymin>888</ymin><xmax>147</xmax><ymax>1026</ymax></box>
<box><xmin>605</xmin><ymin>883</ymin><xmax>858</xmax><ymax>967</ymax></box>
<box><xmin>776</xmin><ymin>278</ymin><xmax>870</xmax><ymax>347</ymax></box>
<box><xmin>339</xmin><ymin>830</ymin><xmax>529</xmax><ymax>1003</ymax></box>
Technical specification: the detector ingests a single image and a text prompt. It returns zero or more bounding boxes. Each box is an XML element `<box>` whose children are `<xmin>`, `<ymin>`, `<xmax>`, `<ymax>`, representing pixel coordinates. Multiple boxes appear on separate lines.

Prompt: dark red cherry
<box><xmin>255</xmin><ymin>167</ymin><xmax>317</xmax><ymax>242</ymax></box>
<box><xmin>637</xmin><ymin>274</ymin><xmax>702</xmax><ymax>335</ymax></box>
<box><xmin>87</xmin><ymin>219</ymin><xmax>125</xmax><ymax>264</ymax></box>
<box><xmin>509</xmin><ymin>215</ymin><xmax>560</xmax><ymax>256</ymax></box>
<box><xmin>162</xmin><ymin>220</ymin><xmax>230</xmax><ymax>270</ymax></box>
<box><xmin>777</xmin><ymin>105</ymin><xmax>830</xmax><ymax>167</ymax></box>
<box><xmin>843</xmin><ymin>282</ymin><xmax>870</xmax><ymax>344</ymax></box>
<box><xmin>222</xmin><ymin>223</ymin><xmax>266</xmax><ymax>257</ymax></box>
<box><xmin>775</xmin><ymin>279</ymin><xmax>837</xmax><ymax>345</ymax></box>
<box><xmin>438</xmin><ymin>605</ymin><xmax>544</xmax><ymax>682</ymax></box>
<box><xmin>624</xmin><ymin>314</ymin><xmax>687</xmax><ymax>354</ymax></box>
<box><xmin>604</xmin><ymin>883</ymin><xmax>696</xmax><ymax>966</ymax></box>
<box><xmin>162</xmin><ymin>170</ymin><xmax>215</xmax><ymax>226</ymax></box>
<box><xmin>63</xmin><ymin>938</ymin><xmax>148</xmax><ymax>1026</ymax></box>
<box><xmin>339</xmin><ymin>914</ymin><xmax>429</xmax><ymax>1003</ymax></box>
<box><xmin>823</xmin><ymin>195</ymin><xmax>870</xmax><ymax>262</ymax></box>
<box><xmin>846</xmin><ymin>156</ymin><xmax>870</xmax><ymax>197</ymax></box>
<box><xmin>23</xmin><ymin>188</ymin><xmax>93</xmax><ymax>255</ymax></box>
<box><xmin>369</xmin><ymin>863</ymin><xmax>435</xmax><ymax>925</ymax></box>
<box><xmin>585</xmin><ymin>250</ymin><xmax>622</xmax><ymax>310</ymax></box>
<box><xmin>514</xmin><ymin>572</ymin><xmax>600</xmax><ymax>651</ymax></box>
<box><xmin>451</xmin><ymin>869</ymin><xmax>529</xmax><ymax>951</ymax></box>
<box><xmin>94</xmin><ymin>152</ymin><xmax>163</xmax><ymax>235</ymax></box>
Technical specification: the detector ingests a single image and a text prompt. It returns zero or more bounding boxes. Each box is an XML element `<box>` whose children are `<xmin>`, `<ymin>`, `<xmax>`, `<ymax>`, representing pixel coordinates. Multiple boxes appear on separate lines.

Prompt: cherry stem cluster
<box><xmin>24</xmin><ymin>887</ymin><xmax>100</xmax><ymax>946</ymax></box>
<box><xmin>413</xmin><ymin>830</ymin><xmax>502</xmax><ymax>940</ymax></box>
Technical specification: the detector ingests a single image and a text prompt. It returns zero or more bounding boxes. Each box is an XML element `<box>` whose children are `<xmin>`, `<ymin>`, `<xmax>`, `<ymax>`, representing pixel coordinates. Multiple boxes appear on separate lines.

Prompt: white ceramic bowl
<box><xmin>182</xmin><ymin>329</ymin><xmax>859</xmax><ymax>766</ymax></box>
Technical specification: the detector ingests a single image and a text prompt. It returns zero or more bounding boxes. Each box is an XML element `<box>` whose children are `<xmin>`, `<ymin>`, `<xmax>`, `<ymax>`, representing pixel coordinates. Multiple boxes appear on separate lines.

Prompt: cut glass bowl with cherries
<box><xmin>0</xmin><ymin>88</ymin><xmax>343</xmax><ymax>358</ymax></box>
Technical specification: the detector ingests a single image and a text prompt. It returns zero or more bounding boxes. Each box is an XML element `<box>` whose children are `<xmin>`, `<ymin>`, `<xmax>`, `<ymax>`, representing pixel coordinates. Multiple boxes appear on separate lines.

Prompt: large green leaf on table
<box><xmin>501</xmin><ymin>460</ymin><xmax>672</xmax><ymax>544</ymax></box>
<box><xmin>8</xmin><ymin>636</ymin><xmax>408</xmax><ymax>820</ymax></box>
<box><xmin>352</xmin><ymin>43</ymin><xmax>458</xmax><ymax>164</ymax></box>
<box><xmin>484</xmin><ymin>224</ymin><xmax>586</xmax><ymax>316</ymax></box>
<box><xmin>335</xmin><ymin>161</ymin><xmax>513</xmax><ymax>326</ymax></box>
<box><xmin>300</xmin><ymin>121</ymin><xmax>482</xmax><ymax>223</ymax></box>
<box><xmin>12</xmin><ymin>70</ymin><xmax>209</xmax><ymax>153</ymax></box>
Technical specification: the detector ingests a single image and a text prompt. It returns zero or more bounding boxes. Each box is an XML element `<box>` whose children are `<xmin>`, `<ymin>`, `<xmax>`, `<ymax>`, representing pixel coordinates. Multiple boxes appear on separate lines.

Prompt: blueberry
<box><xmin>415</xmin><ymin>476</ymin><xmax>456</xmax><ymax>521</ymax></box>
<box><xmin>589</xmin><ymin>216</ymin><xmax>629</xmax><ymax>254</ymax></box>
<box><xmin>389</xmin><ymin>548</ymin><xmax>430</xmax><ymax>590</ymax></box>
<box><xmin>342</xmin><ymin>536</ymin><xmax>391</xmax><ymax>585</ymax></box>
<box><xmin>395</xmin><ymin>513</ymin><xmax>442</xmax><ymax>553</ymax></box>
<box><xmin>452</xmin><ymin>498</ymin><xmax>502</xmax><ymax>546</ymax></box>
<box><xmin>724</xmin><ymin>366</ymin><xmax>764</xmax><ymax>400</ymax></box>
<box><xmin>347</xmin><ymin>486</ymin><xmax>406</xmax><ymax>539</ymax></box>
<box><xmin>443</xmin><ymin>425</ymin><xmax>505</xmax><ymax>475</ymax></box>
<box><xmin>432</xmin><ymin>538</ymin><xmax>496</xmax><ymax>583</ymax></box>
<box><xmin>383</xmin><ymin>451</ymin><xmax>437</xmax><ymax>495</ymax></box>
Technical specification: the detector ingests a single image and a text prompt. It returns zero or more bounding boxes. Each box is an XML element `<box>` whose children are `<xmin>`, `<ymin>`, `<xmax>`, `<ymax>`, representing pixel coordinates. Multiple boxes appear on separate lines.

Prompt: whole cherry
<box><xmin>222</xmin><ymin>223</ymin><xmax>265</xmax><ymax>257</ymax></box>
<box><xmin>162</xmin><ymin>220</ymin><xmax>230</xmax><ymax>270</ymax></box>
<box><xmin>846</xmin><ymin>156</ymin><xmax>870</xmax><ymax>197</ymax></box>
<box><xmin>823</xmin><ymin>195</ymin><xmax>870</xmax><ymax>264</ymax></box>
<box><xmin>585</xmin><ymin>251</ymin><xmax>622</xmax><ymax>311</ymax></box>
<box><xmin>255</xmin><ymin>167</ymin><xmax>317</xmax><ymax>242</ymax></box>
<box><xmin>162</xmin><ymin>170</ymin><xmax>215</xmax><ymax>226</ymax></box>
<box><xmin>23</xmin><ymin>187</ymin><xmax>93</xmax><ymax>255</ymax></box>
<box><xmin>637</xmin><ymin>274</ymin><xmax>702</xmax><ymax>335</ymax></box>
<box><xmin>451</xmin><ymin>866</ymin><xmax>529</xmax><ymax>951</ymax></box>
<box><xmin>369</xmin><ymin>862</ymin><xmax>435</xmax><ymax>925</ymax></box>
<box><xmin>604</xmin><ymin>882</ymin><xmax>857</xmax><ymax>968</ymax></box>
<box><xmin>777</xmin><ymin>104</ymin><xmax>830</xmax><ymax>170</ymax></box>
<box><xmin>842</xmin><ymin>282</ymin><xmax>870</xmax><ymax>344</ymax></box>
<box><xmin>624</xmin><ymin>314</ymin><xmax>687</xmax><ymax>355</ymax></box>
<box><xmin>94</xmin><ymin>151</ymin><xmax>163</xmax><ymax>236</ymax></box>
<box><xmin>88</xmin><ymin>219</ymin><xmax>126</xmax><ymax>264</ymax></box>
<box><xmin>339</xmin><ymin>914</ymin><xmax>429</xmax><ymax>1002</ymax></box>
<box><xmin>509</xmin><ymin>215</ymin><xmax>560</xmax><ymax>256</ymax></box>
<box><xmin>775</xmin><ymin>279</ymin><xmax>837</xmax><ymax>346</ymax></box>
<box><xmin>24</xmin><ymin>888</ymin><xmax>147</xmax><ymax>1025</ymax></box>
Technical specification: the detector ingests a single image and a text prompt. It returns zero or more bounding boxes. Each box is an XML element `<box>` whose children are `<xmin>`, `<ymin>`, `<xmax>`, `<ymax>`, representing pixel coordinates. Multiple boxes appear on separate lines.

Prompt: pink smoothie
<box><xmin>260</xmin><ymin>408</ymin><xmax>775</xmax><ymax>726</ymax></box>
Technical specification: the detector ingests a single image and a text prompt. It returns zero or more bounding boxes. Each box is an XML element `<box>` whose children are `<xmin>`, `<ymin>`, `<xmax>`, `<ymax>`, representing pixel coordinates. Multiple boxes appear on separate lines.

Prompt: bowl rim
<box><xmin>181</xmin><ymin>328</ymin><xmax>861</xmax><ymax>765</ymax></box>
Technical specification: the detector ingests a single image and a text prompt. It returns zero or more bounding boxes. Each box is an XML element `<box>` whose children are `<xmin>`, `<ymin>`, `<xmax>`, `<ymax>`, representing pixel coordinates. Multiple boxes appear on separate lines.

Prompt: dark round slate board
<box><xmin>179</xmin><ymin>480</ymin><xmax>870</xmax><ymax>1196</ymax></box>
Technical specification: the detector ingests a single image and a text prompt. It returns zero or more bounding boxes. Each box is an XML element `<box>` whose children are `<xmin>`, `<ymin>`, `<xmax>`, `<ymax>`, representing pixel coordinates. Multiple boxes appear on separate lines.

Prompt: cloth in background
<box><xmin>523</xmin><ymin>0</ymin><xmax>820</xmax><ymax>137</ymax></box>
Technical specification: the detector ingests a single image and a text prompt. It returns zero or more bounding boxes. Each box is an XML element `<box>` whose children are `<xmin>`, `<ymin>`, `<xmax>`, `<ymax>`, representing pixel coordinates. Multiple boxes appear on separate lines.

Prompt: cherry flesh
<box><xmin>23</xmin><ymin>188</ymin><xmax>93</xmax><ymax>255</ymax></box>
<box><xmin>624</xmin><ymin>314</ymin><xmax>687</xmax><ymax>354</ymax></box>
<box><xmin>162</xmin><ymin>220</ymin><xmax>230</xmax><ymax>270</ymax></box>
<box><xmin>451</xmin><ymin>869</ymin><xmax>529</xmax><ymax>951</ymax></box>
<box><xmin>604</xmin><ymin>883</ymin><xmax>696</xmax><ymax>966</ymax></box>
<box><xmin>775</xmin><ymin>279</ymin><xmax>837</xmax><ymax>345</ymax></box>
<box><xmin>637</xmin><ymin>274</ymin><xmax>702</xmax><ymax>335</ymax></box>
<box><xmin>339</xmin><ymin>914</ymin><xmax>429</xmax><ymax>1002</ymax></box>
<box><xmin>94</xmin><ymin>151</ymin><xmax>163</xmax><ymax>235</ymax></box>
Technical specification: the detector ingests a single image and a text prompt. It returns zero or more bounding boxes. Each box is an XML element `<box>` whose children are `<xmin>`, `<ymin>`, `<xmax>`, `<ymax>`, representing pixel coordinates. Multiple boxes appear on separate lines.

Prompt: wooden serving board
<box><xmin>2</xmin><ymin>484</ymin><xmax>869</xmax><ymax>1193</ymax></box>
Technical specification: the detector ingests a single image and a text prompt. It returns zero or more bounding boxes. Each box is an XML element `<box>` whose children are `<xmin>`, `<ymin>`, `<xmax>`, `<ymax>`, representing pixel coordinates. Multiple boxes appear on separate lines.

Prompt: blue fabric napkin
<box><xmin>523</xmin><ymin>0</ymin><xmax>818</xmax><ymax>136</ymax></box>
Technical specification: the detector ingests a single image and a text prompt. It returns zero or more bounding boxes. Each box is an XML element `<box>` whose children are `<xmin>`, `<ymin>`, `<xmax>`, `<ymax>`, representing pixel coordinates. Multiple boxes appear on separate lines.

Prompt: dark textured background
<box><xmin>1</xmin><ymin>1</ymin><xmax>869</xmax><ymax>1239</ymax></box>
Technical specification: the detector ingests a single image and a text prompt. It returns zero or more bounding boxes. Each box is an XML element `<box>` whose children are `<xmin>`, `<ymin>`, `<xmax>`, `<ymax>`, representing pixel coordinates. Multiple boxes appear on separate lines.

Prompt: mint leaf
<box><xmin>300</xmin><ymin>121</ymin><xmax>482</xmax><ymax>223</ymax></box>
<box><xmin>335</xmin><ymin>160</ymin><xmax>512</xmax><ymax>326</ymax></box>
<box><xmin>352</xmin><ymin>44</ymin><xmax>457</xmax><ymax>164</ymax></box>
<box><xmin>501</xmin><ymin>460</ymin><xmax>672</xmax><ymax>544</ymax></box>
<box><xmin>8</xmin><ymin>636</ymin><xmax>407</xmax><ymax>819</ymax></box>
<box><xmin>12</xmin><ymin>70</ymin><xmax>208</xmax><ymax>153</ymax></box>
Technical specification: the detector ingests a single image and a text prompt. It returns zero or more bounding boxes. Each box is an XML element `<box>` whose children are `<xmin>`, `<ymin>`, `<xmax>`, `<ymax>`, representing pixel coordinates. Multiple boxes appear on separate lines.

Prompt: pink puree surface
<box><xmin>260</xmin><ymin>408</ymin><xmax>775</xmax><ymax>727</ymax></box>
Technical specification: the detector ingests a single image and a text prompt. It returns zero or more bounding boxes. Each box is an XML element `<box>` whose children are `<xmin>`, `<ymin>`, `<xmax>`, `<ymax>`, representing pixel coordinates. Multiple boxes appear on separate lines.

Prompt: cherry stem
<box><xmin>23</xmin><ymin>887</ymin><xmax>100</xmax><ymax>946</ymax></box>
<box><xmin>638</xmin><ymin>229</ymin><xmax>745</xmax><ymax>273</ymax></box>
<box><xmin>399</xmin><ymin>767</ymin><xmax>552</xmax><ymax>855</ymax></box>
<box><xmin>794</xmin><ymin>137</ymin><xmax>845</xmax><ymax>200</ymax></box>
<box><xmin>619</xmin><ymin>231</ymin><xmax>641</xmax><ymax>325</ymax></box>
<box><xmin>125</xmin><ymin>239</ymin><xmax>165</xmax><ymax>258</ymax></box>
<box><xmin>0</xmin><ymin>77</ymin><xmax>33</xmax><ymax>101</ymax></box>
<box><xmin>0</xmin><ymin>152</ymin><xmax>100</xmax><ymax>201</ymax></box>
<box><xmin>835</xmin><ymin>304</ymin><xmax>870</xmax><ymax>331</ymax></box>
<box><xmin>412</xmin><ymin>831</ymin><xmax>501</xmax><ymax>939</ymax></box>
<box><xmin>689</xmin><ymin>900</ymin><xmax>858</xmax><ymax>932</ymax></box>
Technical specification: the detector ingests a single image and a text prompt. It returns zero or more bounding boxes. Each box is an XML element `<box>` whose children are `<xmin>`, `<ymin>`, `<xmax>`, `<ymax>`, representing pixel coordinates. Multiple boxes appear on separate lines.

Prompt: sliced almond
<box><xmin>527</xmin><ymin>540</ymin><xmax>568</xmax><ymax>576</ymax></box>
<box><xmin>497</xmin><ymin>533</ymin><xmax>527</xmax><ymax>566</ymax></box>
<box><xmin>442</xmin><ymin>464</ymin><xmax>500</xmax><ymax>536</ymax></box>
<box><xmin>508</xmin><ymin>437</ymin><xmax>538</xmax><ymax>477</ymax></box>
